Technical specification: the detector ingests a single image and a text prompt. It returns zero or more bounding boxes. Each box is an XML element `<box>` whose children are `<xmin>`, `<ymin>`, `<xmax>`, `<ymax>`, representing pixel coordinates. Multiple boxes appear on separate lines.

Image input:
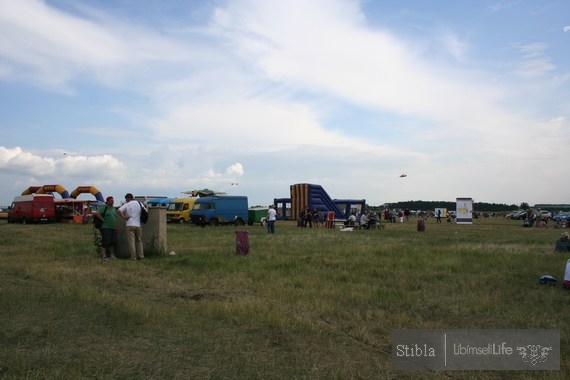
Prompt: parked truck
<box><xmin>190</xmin><ymin>196</ymin><xmax>248</xmax><ymax>226</ymax></box>
<box><xmin>8</xmin><ymin>194</ymin><xmax>56</xmax><ymax>224</ymax></box>
<box><xmin>166</xmin><ymin>198</ymin><xmax>196</xmax><ymax>223</ymax></box>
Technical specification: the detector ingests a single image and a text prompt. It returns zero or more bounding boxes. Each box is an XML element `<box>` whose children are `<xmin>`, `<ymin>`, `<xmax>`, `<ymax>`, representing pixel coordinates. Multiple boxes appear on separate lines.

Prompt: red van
<box><xmin>8</xmin><ymin>194</ymin><xmax>56</xmax><ymax>224</ymax></box>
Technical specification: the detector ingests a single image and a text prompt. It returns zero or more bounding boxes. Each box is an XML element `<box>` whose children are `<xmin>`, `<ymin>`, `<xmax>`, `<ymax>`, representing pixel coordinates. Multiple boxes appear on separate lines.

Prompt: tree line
<box><xmin>368</xmin><ymin>200</ymin><xmax>518</xmax><ymax>212</ymax></box>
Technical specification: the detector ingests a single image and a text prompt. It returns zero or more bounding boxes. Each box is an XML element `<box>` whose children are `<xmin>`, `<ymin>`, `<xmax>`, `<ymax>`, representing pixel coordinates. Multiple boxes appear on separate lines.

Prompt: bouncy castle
<box><xmin>273</xmin><ymin>183</ymin><xmax>366</xmax><ymax>221</ymax></box>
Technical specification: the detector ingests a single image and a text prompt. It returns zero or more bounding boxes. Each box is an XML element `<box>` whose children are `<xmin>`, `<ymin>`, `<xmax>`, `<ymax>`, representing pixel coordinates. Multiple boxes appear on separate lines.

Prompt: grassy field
<box><xmin>0</xmin><ymin>217</ymin><xmax>569</xmax><ymax>379</ymax></box>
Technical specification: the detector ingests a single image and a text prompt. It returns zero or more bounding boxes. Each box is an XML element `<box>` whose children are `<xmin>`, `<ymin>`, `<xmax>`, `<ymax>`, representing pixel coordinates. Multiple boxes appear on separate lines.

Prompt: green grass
<box><xmin>0</xmin><ymin>218</ymin><xmax>569</xmax><ymax>379</ymax></box>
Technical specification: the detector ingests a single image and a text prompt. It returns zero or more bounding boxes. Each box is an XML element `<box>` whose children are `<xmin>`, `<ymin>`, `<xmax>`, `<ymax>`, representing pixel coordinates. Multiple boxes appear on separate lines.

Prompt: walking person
<box><xmin>93</xmin><ymin>196</ymin><xmax>117</xmax><ymax>260</ymax></box>
<box><xmin>266</xmin><ymin>204</ymin><xmax>277</xmax><ymax>235</ymax></box>
<box><xmin>118</xmin><ymin>193</ymin><xmax>146</xmax><ymax>260</ymax></box>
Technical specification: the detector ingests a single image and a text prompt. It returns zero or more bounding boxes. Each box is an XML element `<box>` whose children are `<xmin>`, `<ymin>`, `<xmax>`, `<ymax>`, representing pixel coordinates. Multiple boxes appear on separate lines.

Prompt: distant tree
<box><xmin>519</xmin><ymin>202</ymin><xmax>529</xmax><ymax>210</ymax></box>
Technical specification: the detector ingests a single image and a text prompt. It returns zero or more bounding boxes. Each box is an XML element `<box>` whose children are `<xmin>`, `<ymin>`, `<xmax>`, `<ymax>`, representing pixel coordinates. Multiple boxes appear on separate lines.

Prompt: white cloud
<box><xmin>517</xmin><ymin>42</ymin><xmax>548</xmax><ymax>58</ymax></box>
<box><xmin>564</xmin><ymin>26</ymin><xmax>570</xmax><ymax>32</ymax></box>
<box><xmin>225</xmin><ymin>163</ymin><xmax>244</xmax><ymax>177</ymax></box>
<box><xmin>0</xmin><ymin>146</ymin><xmax>55</xmax><ymax>176</ymax></box>
<box><xmin>512</xmin><ymin>42</ymin><xmax>555</xmax><ymax>77</ymax></box>
<box><xmin>0</xmin><ymin>146</ymin><xmax>125</xmax><ymax>184</ymax></box>
<box><xmin>513</xmin><ymin>58</ymin><xmax>556</xmax><ymax>77</ymax></box>
<box><xmin>56</xmin><ymin>154</ymin><xmax>125</xmax><ymax>178</ymax></box>
<box><xmin>208</xmin><ymin>0</ymin><xmax>518</xmax><ymax>146</ymax></box>
<box><xmin>0</xmin><ymin>0</ymin><xmax>196</xmax><ymax>91</ymax></box>
<box><xmin>488</xmin><ymin>2</ymin><xmax>508</xmax><ymax>12</ymax></box>
<box><xmin>440</xmin><ymin>33</ymin><xmax>467</xmax><ymax>61</ymax></box>
<box><xmin>151</xmin><ymin>97</ymin><xmax>356</xmax><ymax>149</ymax></box>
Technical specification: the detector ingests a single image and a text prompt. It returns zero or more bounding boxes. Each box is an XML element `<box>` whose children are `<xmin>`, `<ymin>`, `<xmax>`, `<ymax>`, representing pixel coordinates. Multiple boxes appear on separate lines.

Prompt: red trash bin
<box><xmin>417</xmin><ymin>219</ymin><xmax>425</xmax><ymax>232</ymax></box>
<box><xmin>325</xmin><ymin>211</ymin><xmax>335</xmax><ymax>229</ymax></box>
<box><xmin>235</xmin><ymin>230</ymin><xmax>249</xmax><ymax>255</ymax></box>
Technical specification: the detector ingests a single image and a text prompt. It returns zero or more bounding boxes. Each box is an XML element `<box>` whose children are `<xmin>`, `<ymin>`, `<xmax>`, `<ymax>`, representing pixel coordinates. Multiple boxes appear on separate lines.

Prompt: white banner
<box><xmin>456</xmin><ymin>198</ymin><xmax>473</xmax><ymax>224</ymax></box>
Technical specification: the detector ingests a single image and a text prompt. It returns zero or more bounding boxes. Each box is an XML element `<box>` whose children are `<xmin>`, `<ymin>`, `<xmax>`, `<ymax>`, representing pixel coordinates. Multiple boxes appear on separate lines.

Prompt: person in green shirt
<box><xmin>93</xmin><ymin>196</ymin><xmax>118</xmax><ymax>260</ymax></box>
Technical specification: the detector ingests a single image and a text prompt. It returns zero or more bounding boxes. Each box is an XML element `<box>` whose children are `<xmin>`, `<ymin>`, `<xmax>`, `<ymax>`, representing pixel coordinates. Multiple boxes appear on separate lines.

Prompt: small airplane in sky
<box><xmin>399</xmin><ymin>173</ymin><xmax>407</xmax><ymax>178</ymax></box>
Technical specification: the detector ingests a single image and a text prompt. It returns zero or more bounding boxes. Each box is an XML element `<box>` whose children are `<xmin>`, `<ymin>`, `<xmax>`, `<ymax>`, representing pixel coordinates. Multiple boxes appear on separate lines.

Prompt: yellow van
<box><xmin>166</xmin><ymin>198</ymin><xmax>196</xmax><ymax>223</ymax></box>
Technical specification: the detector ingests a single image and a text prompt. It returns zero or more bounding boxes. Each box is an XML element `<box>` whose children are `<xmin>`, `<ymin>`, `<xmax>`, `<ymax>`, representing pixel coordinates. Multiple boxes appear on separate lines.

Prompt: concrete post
<box><xmin>115</xmin><ymin>208</ymin><xmax>167</xmax><ymax>258</ymax></box>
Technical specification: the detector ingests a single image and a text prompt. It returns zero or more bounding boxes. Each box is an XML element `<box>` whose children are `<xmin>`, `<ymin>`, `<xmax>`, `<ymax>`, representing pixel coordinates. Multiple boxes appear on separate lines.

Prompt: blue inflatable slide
<box><xmin>274</xmin><ymin>183</ymin><xmax>365</xmax><ymax>221</ymax></box>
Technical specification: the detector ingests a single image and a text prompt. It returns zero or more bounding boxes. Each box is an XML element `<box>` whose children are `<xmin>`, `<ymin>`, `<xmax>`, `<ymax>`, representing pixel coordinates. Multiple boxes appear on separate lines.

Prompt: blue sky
<box><xmin>1</xmin><ymin>0</ymin><xmax>569</xmax><ymax>207</ymax></box>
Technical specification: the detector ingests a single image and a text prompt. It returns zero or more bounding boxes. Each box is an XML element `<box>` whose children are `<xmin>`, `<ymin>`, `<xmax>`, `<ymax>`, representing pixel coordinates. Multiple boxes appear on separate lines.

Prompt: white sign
<box><xmin>456</xmin><ymin>198</ymin><xmax>473</xmax><ymax>224</ymax></box>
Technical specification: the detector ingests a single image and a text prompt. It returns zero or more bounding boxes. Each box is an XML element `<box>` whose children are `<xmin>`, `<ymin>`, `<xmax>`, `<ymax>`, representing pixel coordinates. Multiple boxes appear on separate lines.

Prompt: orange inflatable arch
<box><xmin>21</xmin><ymin>186</ymin><xmax>42</xmax><ymax>195</ymax></box>
<box><xmin>21</xmin><ymin>185</ymin><xmax>104</xmax><ymax>202</ymax></box>
<box><xmin>23</xmin><ymin>184</ymin><xmax>70</xmax><ymax>199</ymax></box>
<box><xmin>70</xmin><ymin>186</ymin><xmax>104</xmax><ymax>202</ymax></box>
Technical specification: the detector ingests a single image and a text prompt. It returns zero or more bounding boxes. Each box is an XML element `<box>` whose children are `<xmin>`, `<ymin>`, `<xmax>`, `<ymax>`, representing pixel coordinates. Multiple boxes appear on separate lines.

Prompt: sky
<box><xmin>1</xmin><ymin>0</ymin><xmax>569</xmax><ymax>208</ymax></box>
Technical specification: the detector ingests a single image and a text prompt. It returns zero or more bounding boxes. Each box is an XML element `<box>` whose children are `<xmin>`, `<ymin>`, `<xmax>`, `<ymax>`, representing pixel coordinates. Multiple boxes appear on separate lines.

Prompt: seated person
<box><xmin>345</xmin><ymin>213</ymin><xmax>357</xmax><ymax>227</ymax></box>
<box><xmin>554</xmin><ymin>232</ymin><xmax>570</xmax><ymax>253</ymax></box>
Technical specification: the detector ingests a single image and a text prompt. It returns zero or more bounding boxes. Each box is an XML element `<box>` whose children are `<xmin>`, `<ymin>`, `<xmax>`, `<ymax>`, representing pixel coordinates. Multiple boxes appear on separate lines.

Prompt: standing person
<box><xmin>118</xmin><ymin>193</ymin><xmax>145</xmax><ymax>260</ymax></box>
<box><xmin>436</xmin><ymin>209</ymin><xmax>442</xmax><ymax>223</ymax></box>
<box><xmin>311</xmin><ymin>208</ymin><xmax>321</xmax><ymax>228</ymax></box>
<box><xmin>266</xmin><ymin>204</ymin><xmax>277</xmax><ymax>234</ymax></box>
<box><xmin>304</xmin><ymin>207</ymin><xmax>313</xmax><ymax>228</ymax></box>
<box><xmin>93</xmin><ymin>196</ymin><xmax>117</xmax><ymax>260</ymax></box>
<box><xmin>298</xmin><ymin>208</ymin><xmax>305</xmax><ymax>227</ymax></box>
<box><xmin>359</xmin><ymin>212</ymin><xmax>369</xmax><ymax>229</ymax></box>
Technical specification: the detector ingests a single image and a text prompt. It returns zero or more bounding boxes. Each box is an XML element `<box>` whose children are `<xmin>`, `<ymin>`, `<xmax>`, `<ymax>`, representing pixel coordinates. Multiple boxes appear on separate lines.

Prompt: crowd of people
<box><xmin>341</xmin><ymin>210</ymin><xmax>381</xmax><ymax>229</ymax></box>
<box><xmin>292</xmin><ymin>207</ymin><xmax>452</xmax><ymax>230</ymax></box>
<box><xmin>297</xmin><ymin>207</ymin><xmax>324</xmax><ymax>228</ymax></box>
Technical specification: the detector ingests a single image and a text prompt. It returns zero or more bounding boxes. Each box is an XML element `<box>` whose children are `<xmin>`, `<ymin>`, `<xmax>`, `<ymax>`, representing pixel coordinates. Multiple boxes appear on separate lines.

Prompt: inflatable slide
<box><xmin>283</xmin><ymin>183</ymin><xmax>365</xmax><ymax>221</ymax></box>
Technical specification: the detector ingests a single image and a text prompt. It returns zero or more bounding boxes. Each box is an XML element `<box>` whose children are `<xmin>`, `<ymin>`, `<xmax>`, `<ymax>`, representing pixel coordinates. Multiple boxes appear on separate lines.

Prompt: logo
<box><xmin>392</xmin><ymin>329</ymin><xmax>560</xmax><ymax>370</ymax></box>
<box><xmin>517</xmin><ymin>345</ymin><xmax>552</xmax><ymax>366</ymax></box>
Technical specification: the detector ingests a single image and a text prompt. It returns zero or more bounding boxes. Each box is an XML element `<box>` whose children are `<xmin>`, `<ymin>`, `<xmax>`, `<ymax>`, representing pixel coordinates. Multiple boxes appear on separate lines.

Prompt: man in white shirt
<box><xmin>346</xmin><ymin>213</ymin><xmax>357</xmax><ymax>227</ymax></box>
<box><xmin>266</xmin><ymin>205</ymin><xmax>277</xmax><ymax>234</ymax></box>
<box><xmin>117</xmin><ymin>193</ymin><xmax>146</xmax><ymax>260</ymax></box>
<box><xmin>359</xmin><ymin>213</ymin><xmax>369</xmax><ymax>229</ymax></box>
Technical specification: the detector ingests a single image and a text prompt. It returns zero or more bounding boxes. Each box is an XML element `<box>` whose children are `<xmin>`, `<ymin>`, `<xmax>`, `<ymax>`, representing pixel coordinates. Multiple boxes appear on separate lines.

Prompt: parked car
<box><xmin>539</xmin><ymin>210</ymin><xmax>552</xmax><ymax>220</ymax></box>
<box><xmin>0</xmin><ymin>206</ymin><xmax>9</xmax><ymax>220</ymax></box>
<box><xmin>552</xmin><ymin>212</ymin><xmax>570</xmax><ymax>222</ymax></box>
<box><xmin>506</xmin><ymin>210</ymin><xmax>523</xmax><ymax>219</ymax></box>
<box><xmin>510</xmin><ymin>210</ymin><xmax>528</xmax><ymax>220</ymax></box>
